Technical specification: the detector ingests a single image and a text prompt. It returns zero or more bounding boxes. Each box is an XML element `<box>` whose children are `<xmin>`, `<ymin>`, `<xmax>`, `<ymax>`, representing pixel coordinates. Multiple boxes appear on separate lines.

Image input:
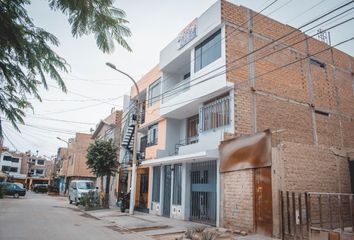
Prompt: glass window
<box><xmin>35</xmin><ymin>169</ymin><xmax>44</xmax><ymax>175</ymax></box>
<box><xmin>148</xmin><ymin>79</ymin><xmax>161</xmax><ymax>106</ymax></box>
<box><xmin>187</xmin><ymin>115</ymin><xmax>199</xmax><ymax>144</ymax></box>
<box><xmin>147</xmin><ymin>124</ymin><xmax>158</xmax><ymax>146</ymax></box>
<box><xmin>194</xmin><ymin>29</ymin><xmax>221</xmax><ymax>72</ymax></box>
<box><xmin>172</xmin><ymin>164</ymin><xmax>182</xmax><ymax>205</ymax></box>
<box><xmin>77</xmin><ymin>182</ymin><xmax>95</xmax><ymax>190</ymax></box>
<box><xmin>37</xmin><ymin>160</ymin><xmax>45</xmax><ymax>165</ymax></box>
<box><xmin>3</xmin><ymin>156</ymin><xmax>12</xmax><ymax>161</ymax></box>
<box><xmin>1</xmin><ymin>166</ymin><xmax>10</xmax><ymax>172</ymax></box>
<box><xmin>201</xmin><ymin>94</ymin><xmax>230</xmax><ymax>131</ymax></box>
<box><xmin>152</xmin><ymin>166</ymin><xmax>161</xmax><ymax>202</ymax></box>
<box><xmin>10</xmin><ymin>167</ymin><xmax>18</xmax><ymax>172</ymax></box>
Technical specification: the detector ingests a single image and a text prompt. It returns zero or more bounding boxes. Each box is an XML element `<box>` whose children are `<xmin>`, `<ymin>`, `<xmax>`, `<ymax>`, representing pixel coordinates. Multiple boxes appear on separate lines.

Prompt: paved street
<box><xmin>0</xmin><ymin>192</ymin><xmax>149</xmax><ymax>240</ymax></box>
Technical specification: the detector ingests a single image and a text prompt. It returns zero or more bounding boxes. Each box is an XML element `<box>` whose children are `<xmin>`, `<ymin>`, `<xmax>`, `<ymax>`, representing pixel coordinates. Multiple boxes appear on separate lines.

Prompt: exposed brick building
<box><xmin>120</xmin><ymin>0</ymin><xmax>353</xmax><ymax>238</ymax></box>
<box><xmin>219</xmin><ymin>0</ymin><xmax>354</xmax><ymax>237</ymax></box>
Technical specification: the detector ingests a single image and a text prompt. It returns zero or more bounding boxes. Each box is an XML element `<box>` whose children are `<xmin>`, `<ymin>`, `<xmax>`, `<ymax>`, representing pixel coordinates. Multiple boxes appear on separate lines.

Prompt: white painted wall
<box><xmin>160</xmin><ymin>25</ymin><xmax>230</xmax><ymax>118</ymax></box>
<box><xmin>0</xmin><ymin>152</ymin><xmax>22</xmax><ymax>175</ymax></box>
<box><xmin>160</xmin><ymin>1</ymin><xmax>221</xmax><ymax>69</ymax></box>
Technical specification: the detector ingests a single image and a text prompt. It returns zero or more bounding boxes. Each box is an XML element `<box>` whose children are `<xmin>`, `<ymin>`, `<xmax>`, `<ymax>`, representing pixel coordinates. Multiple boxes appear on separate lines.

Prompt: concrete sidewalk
<box><xmin>85</xmin><ymin>208</ymin><xmax>208</xmax><ymax>238</ymax></box>
<box><xmin>82</xmin><ymin>208</ymin><xmax>280</xmax><ymax>239</ymax></box>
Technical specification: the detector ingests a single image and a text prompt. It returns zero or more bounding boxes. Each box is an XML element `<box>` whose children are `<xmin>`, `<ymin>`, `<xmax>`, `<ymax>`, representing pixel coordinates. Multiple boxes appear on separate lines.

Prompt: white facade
<box><xmin>0</xmin><ymin>151</ymin><xmax>26</xmax><ymax>179</ymax></box>
<box><xmin>141</xmin><ymin>1</ymin><xmax>233</xmax><ymax>226</ymax></box>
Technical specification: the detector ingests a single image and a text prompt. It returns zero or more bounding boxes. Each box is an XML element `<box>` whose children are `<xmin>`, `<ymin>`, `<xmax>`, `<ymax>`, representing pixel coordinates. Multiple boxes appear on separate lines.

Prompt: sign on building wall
<box><xmin>219</xmin><ymin>130</ymin><xmax>272</xmax><ymax>173</ymax></box>
<box><xmin>177</xmin><ymin>18</ymin><xmax>198</xmax><ymax>49</ymax></box>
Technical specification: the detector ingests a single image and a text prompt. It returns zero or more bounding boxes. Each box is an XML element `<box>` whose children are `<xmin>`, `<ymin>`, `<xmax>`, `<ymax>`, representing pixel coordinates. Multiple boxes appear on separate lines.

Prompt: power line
<box><xmin>140</xmin><ymin>33</ymin><xmax>354</xmax><ymax>118</ymax></box>
<box><xmin>25</xmin><ymin>116</ymin><xmax>96</xmax><ymax>125</ymax></box>
<box><xmin>148</xmin><ymin>1</ymin><xmax>354</xmax><ymax>102</ymax></box>
<box><xmin>3</xmin><ymin>131</ymin><xmax>17</xmax><ymax>151</ymax></box>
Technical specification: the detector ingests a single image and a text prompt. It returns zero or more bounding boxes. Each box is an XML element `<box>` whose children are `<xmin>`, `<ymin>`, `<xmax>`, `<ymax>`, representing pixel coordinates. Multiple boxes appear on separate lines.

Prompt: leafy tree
<box><xmin>0</xmin><ymin>0</ymin><xmax>131</xmax><ymax>130</ymax></box>
<box><xmin>86</xmin><ymin>139</ymin><xmax>118</xmax><ymax>207</ymax></box>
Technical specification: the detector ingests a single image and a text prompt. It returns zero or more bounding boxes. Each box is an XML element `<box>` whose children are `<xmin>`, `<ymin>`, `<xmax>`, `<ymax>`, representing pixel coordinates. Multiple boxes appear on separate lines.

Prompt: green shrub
<box><xmin>80</xmin><ymin>191</ymin><xmax>99</xmax><ymax>209</ymax></box>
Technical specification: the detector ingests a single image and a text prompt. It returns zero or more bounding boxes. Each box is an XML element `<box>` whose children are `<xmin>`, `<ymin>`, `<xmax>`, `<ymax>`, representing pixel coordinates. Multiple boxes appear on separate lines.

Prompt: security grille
<box><xmin>152</xmin><ymin>166</ymin><xmax>161</xmax><ymax>202</ymax></box>
<box><xmin>190</xmin><ymin>160</ymin><xmax>217</xmax><ymax>225</ymax></box>
<box><xmin>172</xmin><ymin>164</ymin><xmax>182</xmax><ymax>205</ymax></box>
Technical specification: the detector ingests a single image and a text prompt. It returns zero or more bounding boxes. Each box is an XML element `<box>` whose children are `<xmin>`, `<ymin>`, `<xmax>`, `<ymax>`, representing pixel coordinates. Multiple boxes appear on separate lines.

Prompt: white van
<box><xmin>68</xmin><ymin>180</ymin><xmax>97</xmax><ymax>205</ymax></box>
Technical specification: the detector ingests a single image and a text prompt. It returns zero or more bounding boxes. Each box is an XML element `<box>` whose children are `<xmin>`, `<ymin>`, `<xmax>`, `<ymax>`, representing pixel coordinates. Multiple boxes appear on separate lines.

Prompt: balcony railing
<box><xmin>162</xmin><ymin>77</ymin><xmax>190</xmax><ymax>103</ymax></box>
<box><xmin>175</xmin><ymin>136</ymin><xmax>199</xmax><ymax>155</ymax></box>
<box><xmin>200</xmin><ymin>95</ymin><xmax>230</xmax><ymax>132</ymax></box>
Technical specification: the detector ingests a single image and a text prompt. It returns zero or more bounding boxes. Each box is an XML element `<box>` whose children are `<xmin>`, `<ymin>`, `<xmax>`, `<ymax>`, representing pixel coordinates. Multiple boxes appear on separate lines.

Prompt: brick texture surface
<box><xmin>220</xmin><ymin>0</ymin><xmax>354</xmax><ymax>234</ymax></box>
<box><xmin>221</xmin><ymin>169</ymin><xmax>254</xmax><ymax>232</ymax></box>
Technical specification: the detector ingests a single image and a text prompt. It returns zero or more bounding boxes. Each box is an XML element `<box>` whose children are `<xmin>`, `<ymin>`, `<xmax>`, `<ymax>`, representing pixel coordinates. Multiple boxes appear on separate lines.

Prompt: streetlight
<box><xmin>56</xmin><ymin>137</ymin><xmax>69</xmax><ymax>146</ymax></box>
<box><xmin>106</xmin><ymin>62</ymin><xmax>140</xmax><ymax>215</ymax></box>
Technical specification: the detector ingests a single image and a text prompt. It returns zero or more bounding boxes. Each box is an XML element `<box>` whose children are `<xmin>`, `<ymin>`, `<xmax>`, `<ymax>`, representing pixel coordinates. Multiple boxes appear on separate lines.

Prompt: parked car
<box><xmin>0</xmin><ymin>182</ymin><xmax>26</xmax><ymax>198</ymax></box>
<box><xmin>68</xmin><ymin>180</ymin><xmax>97</xmax><ymax>206</ymax></box>
<box><xmin>14</xmin><ymin>182</ymin><xmax>24</xmax><ymax>189</ymax></box>
<box><xmin>33</xmin><ymin>184</ymin><xmax>48</xmax><ymax>193</ymax></box>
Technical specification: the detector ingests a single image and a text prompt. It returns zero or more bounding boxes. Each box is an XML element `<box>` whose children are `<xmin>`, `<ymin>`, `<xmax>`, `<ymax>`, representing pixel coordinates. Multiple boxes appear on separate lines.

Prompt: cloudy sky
<box><xmin>2</xmin><ymin>0</ymin><xmax>353</xmax><ymax>157</ymax></box>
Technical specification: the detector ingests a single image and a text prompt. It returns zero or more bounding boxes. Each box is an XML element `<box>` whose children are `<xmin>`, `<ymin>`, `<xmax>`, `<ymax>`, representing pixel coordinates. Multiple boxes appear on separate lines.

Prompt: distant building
<box><xmin>0</xmin><ymin>151</ymin><xmax>26</xmax><ymax>183</ymax></box>
<box><xmin>119</xmin><ymin>0</ymin><xmax>353</xmax><ymax>238</ymax></box>
<box><xmin>56</xmin><ymin>147</ymin><xmax>68</xmax><ymax>195</ymax></box>
<box><xmin>91</xmin><ymin>109</ymin><xmax>123</xmax><ymax>206</ymax></box>
<box><xmin>25</xmin><ymin>155</ymin><xmax>53</xmax><ymax>189</ymax></box>
<box><xmin>65</xmin><ymin>133</ymin><xmax>95</xmax><ymax>188</ymax></box>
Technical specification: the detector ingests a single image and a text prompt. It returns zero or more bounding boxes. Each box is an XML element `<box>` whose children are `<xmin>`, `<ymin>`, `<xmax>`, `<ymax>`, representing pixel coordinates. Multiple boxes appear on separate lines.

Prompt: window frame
<box><xmin>200</xmin><ymin>93</ymin><xmax>231</xmax><ymax>132</ymax></box>
<box><xmin>147</xmin><ymin>123</ymin><xmax>158</xmax><ymax>146</ymax></box>
<box><xmin>194</xmin><ymin>29</ymin><xmax>222</xmax><ymax>72</ymax></box>
<box><xmin>36</xmin><ymin>159</ymin><xmax>45</xmax><ymax>166</ymax></box>
<box><xmin>148</xmin><ymin>78</ymin><xmax>161</xmax><ymax>106</ymax></box>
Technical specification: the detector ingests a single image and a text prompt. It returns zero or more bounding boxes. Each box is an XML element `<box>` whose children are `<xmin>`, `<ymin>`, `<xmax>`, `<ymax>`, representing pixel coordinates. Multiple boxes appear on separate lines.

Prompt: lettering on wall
<box><xmin>177</xmin><ymin>18</ymin><xmax>198</xmax><ymax>49</ymax></box>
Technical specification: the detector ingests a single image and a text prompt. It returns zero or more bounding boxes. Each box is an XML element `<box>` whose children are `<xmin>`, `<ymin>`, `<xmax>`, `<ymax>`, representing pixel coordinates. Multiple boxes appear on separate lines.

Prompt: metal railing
<box><xmin>174</xmin><ymin>136</ymin><xmax>199</xmax><ymax>155</ymax></box>
<box><xmin>200</xmin><ymin>95</ymin><xmax>230</xmax><ymax>131</ymax></box>
<box><xmin>280</xmin><ymin>191</ymin><xmax>354</xmax><ymax>239</ymax></box>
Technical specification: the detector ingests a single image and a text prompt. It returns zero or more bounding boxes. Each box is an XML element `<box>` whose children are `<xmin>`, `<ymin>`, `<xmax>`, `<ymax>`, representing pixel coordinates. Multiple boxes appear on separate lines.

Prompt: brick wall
<box><xmin>220</xmin><ymin>0</ymin><xmax>354</xmax><ymax>234</ymax></box>
<box><xmin>220</xmin><ymin>169</ymin><xmax>254</xmax><ymax>232</ymax></box>
<box><xmin>274</xmin><ymin>142</ymin><xmax>350</xmax><ymax>193</ymax></box>
<box><xmin>66</xmin><ymin>133</ymin><xmax>94</xmax><ymax>178</ymax></box>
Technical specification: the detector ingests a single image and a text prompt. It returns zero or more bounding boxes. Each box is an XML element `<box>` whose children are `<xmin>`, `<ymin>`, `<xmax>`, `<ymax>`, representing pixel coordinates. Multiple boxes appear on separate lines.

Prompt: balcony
<box><xmin>175</xmin><ymin>136</ymin><xmax>199</xmax><ymax>155</ymax></box>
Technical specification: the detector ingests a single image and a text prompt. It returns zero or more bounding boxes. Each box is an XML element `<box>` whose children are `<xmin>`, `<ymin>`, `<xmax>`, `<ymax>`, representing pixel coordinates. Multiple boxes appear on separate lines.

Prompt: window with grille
<box><xmin>147</xmin><ymin>124</ymin><xmax>158</xmax><ymax>146</ymax></box>
<box><xmin>200</xmin><ymin>94</ymin><xmax>230</xmax><ymax>131</ymax></box>
<box><xmin>152</xmin><ymin>166</ymin><xmax>161</xmax><ymax>202</ymax></box>
<box><xmin>172</xmin><ymin>164</ymin><xmax>182</xmax><ymax>205</ymax></box>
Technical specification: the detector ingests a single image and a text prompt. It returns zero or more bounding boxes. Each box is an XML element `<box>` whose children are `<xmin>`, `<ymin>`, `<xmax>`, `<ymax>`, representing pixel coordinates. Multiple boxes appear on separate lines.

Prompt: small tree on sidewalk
<box><xmin>86</xmin><ymin>139</ymin><xmax>118</xmax><ymax>208</ymax></box>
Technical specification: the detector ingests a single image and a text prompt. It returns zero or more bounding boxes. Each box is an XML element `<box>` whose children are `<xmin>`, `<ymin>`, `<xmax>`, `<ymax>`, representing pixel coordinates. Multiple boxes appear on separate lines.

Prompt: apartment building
<box><xmin>25</xmin><ymin>155</ymin><xmax>53</xmax><ymax>188</ymax></box>
<box><xmin>91</xmin><ymin>109</ymin><xmax>123</xmax><ymax>206</ymax></box>
<box><xmin>0</xmin><ymin>150</ymin><xmax>26</xmax><ymax>183</ymax></box>
<box><xmin>57</xmin><ymin>147</ymin><xmax>68</xmax><ymax>194</ymax></box>
<box><xmin>120</xmin><ymin>0</ymin><xmax>354</xmax><ymax>238</ymax></box>
<box><xmin>65</xmin><ymin>133</ymin><xmax>95</xmax><ymax>187</ymax></box>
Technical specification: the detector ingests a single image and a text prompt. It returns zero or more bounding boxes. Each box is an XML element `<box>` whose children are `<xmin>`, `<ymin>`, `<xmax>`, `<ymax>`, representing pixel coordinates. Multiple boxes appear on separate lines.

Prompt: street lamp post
<box><xmin>106</xmin><ymin>62</ymin><xmax>140</xmax><ymax>215</ymax></box>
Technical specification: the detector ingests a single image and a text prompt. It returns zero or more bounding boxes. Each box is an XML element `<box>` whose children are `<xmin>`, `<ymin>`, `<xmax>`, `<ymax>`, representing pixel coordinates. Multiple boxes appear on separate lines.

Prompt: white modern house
<box><xmin>118</xmin><ymin>1</ymin><xmax>234</xmax><ymax>226</ymax></box>
<box><xmin>0</xmin><ymin>151</ymin><xmax>26</xmax><ymax>179</ymax></box>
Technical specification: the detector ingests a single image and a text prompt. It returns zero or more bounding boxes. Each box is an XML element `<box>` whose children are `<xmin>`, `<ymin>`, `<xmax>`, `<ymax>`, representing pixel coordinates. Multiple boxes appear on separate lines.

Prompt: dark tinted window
<box><xmin>195</xmin><ymin>30</ymin><xmax>221</xmax><ymax>72</ymax></box>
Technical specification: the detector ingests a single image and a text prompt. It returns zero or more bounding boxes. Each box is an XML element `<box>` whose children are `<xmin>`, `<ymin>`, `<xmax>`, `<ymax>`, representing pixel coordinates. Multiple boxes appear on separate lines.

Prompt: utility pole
<box><xmin>106</xmin><ymin>62</ymin><xmax>140</xmax><ymax>215</ymax></box>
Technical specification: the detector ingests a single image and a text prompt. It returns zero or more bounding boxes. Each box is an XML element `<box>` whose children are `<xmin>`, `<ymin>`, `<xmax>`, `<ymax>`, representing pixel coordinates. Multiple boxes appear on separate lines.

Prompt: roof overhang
<box><xmin>141</xmin><ymin>149</ymin><xmax>218</xmax><ymax>166</ymax></box>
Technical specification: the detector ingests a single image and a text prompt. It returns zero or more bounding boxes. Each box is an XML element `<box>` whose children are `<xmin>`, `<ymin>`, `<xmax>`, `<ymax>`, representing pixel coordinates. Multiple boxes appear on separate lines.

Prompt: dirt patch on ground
<box><xmin>105</xmin><ymin>225</ymin><xmax>131</xmax><ymax>234</ymax></box>
<box><xmin>129</xmin><ymin>225</ymin><xmax>170</xmax><ymax>232</ymax></box>
<box><xmin>80</xmin><ymin>212</ymin><xmax>100</xmax><ymax>220</ymax></box>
